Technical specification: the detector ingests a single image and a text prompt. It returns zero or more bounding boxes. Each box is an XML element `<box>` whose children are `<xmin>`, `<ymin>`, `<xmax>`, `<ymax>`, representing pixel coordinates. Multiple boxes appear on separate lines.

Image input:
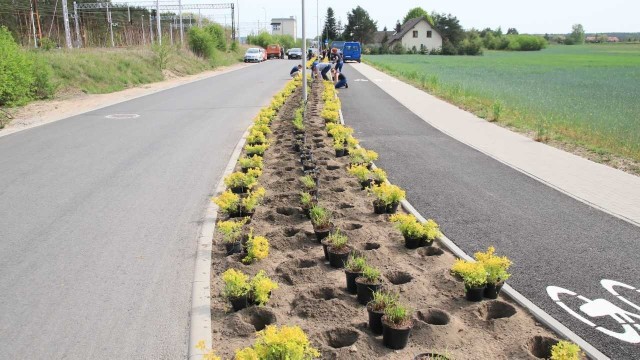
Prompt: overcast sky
<box><xmin>228</xmin><ymin>0</ymin><xmax>638</xmax><ymax>37</ymax></box>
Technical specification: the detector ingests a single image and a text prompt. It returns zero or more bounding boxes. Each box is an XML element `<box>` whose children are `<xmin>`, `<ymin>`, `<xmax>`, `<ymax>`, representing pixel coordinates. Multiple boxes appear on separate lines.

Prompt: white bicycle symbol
<box><xmin>547</xmin><ymin>279</ymin><xmax>640</xmax><ymax>343</ymax></box>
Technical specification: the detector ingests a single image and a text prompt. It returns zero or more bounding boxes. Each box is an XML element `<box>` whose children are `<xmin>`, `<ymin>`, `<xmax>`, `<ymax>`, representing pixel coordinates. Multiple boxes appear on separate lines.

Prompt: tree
<box><xmin>322</xmin><ymin>7</ymin><xmax>338</xmax><ymax>42</ymax></box>
<box><xmin>402</xmin><ymin>7</ymin><xmax>434</xmax><ymax>26</ymax></box>
<box><xmin>567</xmin><ymin>24</ymin><xmax>585</xmax><ymax>45</ymax></box>
<box><xmin>395</xmin><ymin>20</ymin><xmax>402</xmax><ymax>33</ymax></box>
<box><xmin>507</xmin><ymin>28</ymin><xmax>519</xmax><ymax>35</ymax></box>
<box><xmin>343</xmin><ymin>6</ymin><xmax>377</xmax><ymax>44</ymax></box>
<box><xmin>431</xmin><ymin>12</ymin><xmax>465</xmax><ymax>46</ymax></box>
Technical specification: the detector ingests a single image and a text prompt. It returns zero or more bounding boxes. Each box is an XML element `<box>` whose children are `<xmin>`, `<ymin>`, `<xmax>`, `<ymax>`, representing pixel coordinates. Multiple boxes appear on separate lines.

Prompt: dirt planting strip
<box><xmin>210</xmin><ymin>80</ymin><xmax>559</xmax><ymax>359</ymax></box>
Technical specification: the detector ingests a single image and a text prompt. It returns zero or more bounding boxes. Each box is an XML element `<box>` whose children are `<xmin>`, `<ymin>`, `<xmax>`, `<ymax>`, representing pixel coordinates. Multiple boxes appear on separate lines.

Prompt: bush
<box><xmin>0</xmin><ymin>26</ymin><xmax>35</xmax><ymax>106</ymax></box>
<box><xmin>188</xmin><ymin>27</ymin><xmax>215</xmax><ymax>58</ymax></box>
<box><xmin>205</xmin><ymin>23</ymin><xmax>226</xmax><ymax>51</ymax></box>
<box><xmin>392</xmin><ymin>42</ymin><xmax>405</xmax><ymax>55</ymax></box>
<box><xmin>31</xmin><ymin>57</ymin><xmax>56</xmax><ymax>100</ymax></box>
<box><xmin>507</xmin><ymin>34</ymin><xmax>547</xmax><ymax>51</ymax></box>
<box><xmin>458</xmin><ymin>38</ymin><xmax>483</xmax><ymax>56</ymax></box>
<box><xmin>39</xmin><ymin>37</ymin><xmax>56</xmax><ymax>51</ymax></box>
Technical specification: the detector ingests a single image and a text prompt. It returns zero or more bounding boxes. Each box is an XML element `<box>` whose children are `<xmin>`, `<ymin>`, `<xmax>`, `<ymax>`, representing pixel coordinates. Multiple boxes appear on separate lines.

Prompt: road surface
<box><xmin>340</xmin><ymin>63</ymin><xmax>640</xmax><ymax>359</ymax></box>
<box><xmin>0</xmin><ymin>60</ymin><xmax>291</xmax><ymax>359</ymax></box>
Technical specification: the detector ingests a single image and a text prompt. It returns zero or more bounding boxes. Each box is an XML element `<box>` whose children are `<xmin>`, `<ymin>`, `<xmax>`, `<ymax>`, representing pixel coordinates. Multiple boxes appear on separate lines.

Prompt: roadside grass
<box><xmin>364</xmin><ymin>44</ymin><xmax>640</xmax><ymax>168</ymax></box>
<box><xmin>40</xmin><ymin>46</ymin><xmax>244</xmax><ymax>95</ymax></box>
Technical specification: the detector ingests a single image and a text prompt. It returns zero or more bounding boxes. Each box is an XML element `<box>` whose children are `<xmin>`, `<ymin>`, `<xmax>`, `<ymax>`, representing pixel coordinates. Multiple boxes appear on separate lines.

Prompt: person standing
<box><xmin>280</xmin><ymin>47</ymin><xmax>285</xmax><ymax>59</ymax></box>
<box><xmin>335</xmin><ymin>52</ymin><xmax>344</xmax><ymax>72</ymax></box>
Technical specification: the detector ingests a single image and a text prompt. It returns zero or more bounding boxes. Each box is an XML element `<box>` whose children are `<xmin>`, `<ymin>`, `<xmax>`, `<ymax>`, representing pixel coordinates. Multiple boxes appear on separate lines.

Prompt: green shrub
<box><xmin>39</xmin><ymin>37</ymin><xmax>56</xmax><ymax>51</ymax></box>
<box><xmin>507</xmin><ymin>35</ymin><xmax>547</xmax><ymax>51</ymax></box>
<box><xmin>392</xmin><ymin>42</ymin><xmax>405</xmax><ymax>55</ymax></box>
<box><xmin>187</xmin><ymin>27</ymin><xmax>215</xmax><ymax>58</ymax></box>
<box><xmin>0</xmin><ymin>26</ymin><xmax>35</xmax><ymax>106</ymax></box>
<box><xmin>458</xmin><ymin>38</ymin><xmax>483</xmax><ymax>56</ymax></box>
<box><xmin>31</xmin><ymin>57</ymin><xmax>56</xmax><ymax>100</ymax></box>
<box><xmin>205</xmin><ymin>23</ymin><xmax>227</xmax><ymax>51</ymax></box>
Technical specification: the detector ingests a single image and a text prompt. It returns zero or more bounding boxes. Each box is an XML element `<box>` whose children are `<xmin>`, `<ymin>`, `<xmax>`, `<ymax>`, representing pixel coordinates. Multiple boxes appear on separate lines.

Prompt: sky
<box><xmin>212</xmin><ymin>0</ymin><xmax>639</xmax><ymax>37</ymax></box>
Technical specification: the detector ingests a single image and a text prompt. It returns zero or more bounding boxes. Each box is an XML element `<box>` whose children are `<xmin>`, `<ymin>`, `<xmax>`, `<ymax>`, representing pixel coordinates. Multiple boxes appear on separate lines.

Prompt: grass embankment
<box><xmin>365</xmin><ymin>44</ymin><xmax>640</xmax><ymax>173</ymax></box>
<box><xmin>42</xmin><ymin>46</ymin><xmax>243</xmax><ymax>94</ymax></box>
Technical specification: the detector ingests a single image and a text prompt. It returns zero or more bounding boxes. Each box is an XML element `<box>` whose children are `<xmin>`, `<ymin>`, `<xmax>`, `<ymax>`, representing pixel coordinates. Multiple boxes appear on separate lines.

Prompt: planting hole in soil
<box><xmin>481</xmin><ymin>301</ymin><xmax>517</xmax><ymax>320</ymax></box>
<box><xmin>283</xmin><ymin>227</ymin><xmax>301</xmax><ymax>237</ymax></box>
<box><xmin>343</xmin><ymin>223</ymin><xmax>363</xmax><ymax>230</ymax></box>
<box><xmin>527</xmin><ymin>335</ymin><xmax>559</xmax><ymax>359</ymax></box>
<box><xmin>418</xmin><ymin>247</ymin><xmax>444</xmax><ymax>257</ymax></box>
<box><xmin>311</xmin><ymin>286</ymin><xmax>338</xmax><ymax>301</ymax></box>
<box><xmin>276</xmin><ymin>207</ymin><xmax>297</xmax><ymax>216</ymax></box>
<box><xmin>297</xmin><ymin>259</ymin><xmax>318</xmax><ymax>268</ymax></box>
<box><xmin>362</xmin><ymin>242</ymin><xmax>381</xmax><ymax>251</ymax></box>
<box><xmin>327</xmin><ymin>165</ymin><xmax>340</xmax><ymax>171</ymax></box>
<box><xmin>313</xmin><ymin>133</ymin><xmax>323</xmax><ymax>138</ymax></box>
<box><xmin>339</xmin><ymin>203</ymin><xmax>355</xmax><ymax>209</ymax></box>
<box><xmin>417</xmin><ymin>309</ymin><xmax>451</xmax><ymax>326</ymax></box>
<box><xmin>285</xmin><ymin>167</ymin><xmax>295</xmax><ymax>171</ymax></box>
<box><xmin>386</xmin><ymin>270</ymin><xmax>413</xmax><ymax>285</ymax></box>
<box><xmin>324</xmin><ymin>328</ymin><xmax>360</xmax><ymax>349</ymax></box>
<box><xmin>331</xmin><ymin>187</ymin><xmax>346</xmax><ymax>193</ymax></box>
<box><xmin>285</xmin><ymin>178</ymin><xmax>295</xmax><ymax>182</ymax></box>
<box><xmin>324</xmin><ymin>176</ymin><xmax>340</xmax><ymax>181</ymax></box>
<box><xmin>241</xmin><ymin>307</ymin><xmax>276</xmax><ymax>331</ymax></box>
<box><xmin>274</xmin><ymin>171</ymin><xmax>283</xmax><ymax>177</ymax></box>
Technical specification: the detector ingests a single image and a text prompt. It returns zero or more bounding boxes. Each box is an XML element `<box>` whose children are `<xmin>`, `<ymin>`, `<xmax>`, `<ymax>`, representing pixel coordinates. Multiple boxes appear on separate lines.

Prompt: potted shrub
<box><xmin>309</xmin><ymin>205</ymin><xmax>334</xmax><ymax>242</ymax></box>
<box><xmin>367</xmin><ymin>290</ymin><xmax>398</xmax><ymax>335</ymax></box>
<box><xmin>321</xmin><ymin>229</ymin><xmax>345</xmax><ymax>261</ymax></box>
<box><xmin>344</xmin><ymin>254</ymin><xmax>367</xmax><ymax>294</ymax></box>
<box><xmin>370</xmin><ymin>183</ymin><xmax>406</xmax><ymax>214</ymax></box>
<box><xmin>389</xmin><ymin>214</ymin><xmax>427</xmax><ymax>249</ymax></box>
<box><xmin>242</xmin><ymin>233</ymin><xmax>270</xmax><ymax>264</ymax></box>
<box><xmin>213</xmin><ymin>190</ymin><xmax>242</xmax><ymax>217</ymax></box>
<box><xmin>382</xmin><ymin>303</ymin><xmax>414</xmax><ymax>350</ymax></box>
<box><xmin>249</xmin><ymin>270</ymin><xmax>279</xmax><ymax>305</ymax></box>
<box><xmin>246</xmin><ymin>129</ymin><xmax>268</xmax><ymax>146</ymax></box>
<box><xmin>348</xmin><ymin>164</ymin><xmax>371</xmax><ymax>189</ymax></box>
<box><xmin>240</xmin><ymin>187</ymin><xmax>266</xmax><ymax>217</ymax></box>
<box><xmin>551</xmin><ymin>340</ymin><xmax>584</xmax><ymax>360</ymax></box>
<box><xmin>452</xmin><ymin>260</ymin><xmax>487</xmax><ymax>302</ymax></box>
<box><xmin>217</xmin><ymin>218</ymin><xmax>248</xmax><ymax>255</ymax></box>
<box><xmin>350</xmin><ymin>148</ymin><xmax>378</xmax><ymax>169</ymax></box>
<box><xmin>474</xmin><ymin>246</ymin><xmax>512</xmax><ymax>299</ymax></box>
<box><xmin>356</xmin><ymin>265</ymin><xmax>383</xmax><ymax>305</ymax></box>
<box><xmin>333</xmin><ymin>139</ymin><xmax>347</xmax><ymax>157</ymax></box>
<box><xmin>252</xmin><ymin>123</ymin><xmax>272</xmax><ymax>136</ymax></box>
<box><xmin>234</xmin><ymin>325</ymin><xmax>320</xmax><ymax>359</ymax></box>
<box><xmin>422</xmin><ymin>219</ymin><xmax>443</xmax><ymax>247</ymax></box>
<box><xmin>327</xmin><ymin>230</ymin><xmax>351</xmax><ymax>268</ymax></box>
<box><xmin>224</xmin><ymin>169</ymin><xmax>261</xmax><ymax>194</ymax></box>
<box><xmin>222</xmin><ymin>268</ymin><xmax>250</xmax><ymax>311</ymax></box>
<box><xmin>245</xmin><ymin>143</ymin><xmax>268</xmax><ymax>156</ymax></box>
<box><xmin>371</xmin><ymin>168</ymin><xmax>387</xmax><ymax>185</ymax></box>
<box><xmin>300</xmin><ymin>192</ymin><xmax>317</xmax><ymax>218</ymax></box>
<box><xmin>299</xmin><ymin>175</ymin><xmax>317</xmax><ymax>196</ymax></box>
<box><xmin>238</xmin><ymin>155</ymin><xmax>263</xmax><ymax>173</ymax></box>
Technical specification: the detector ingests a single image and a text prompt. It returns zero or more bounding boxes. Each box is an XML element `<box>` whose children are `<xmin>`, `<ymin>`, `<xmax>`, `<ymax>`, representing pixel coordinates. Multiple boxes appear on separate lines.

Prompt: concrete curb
<box><xmin>0</xmin><ymin>62</ymin><xmax>253</xmax><ymax>139</ymax></box>
<box><xmin>338</xmin><ymin>108</ymin><xmax>608</xmax><ymax>360</ymax></box>
<box><xmin>188</xmin><ymin>126</ymin><xmax>251</xmax><ymax>359</ymax></box>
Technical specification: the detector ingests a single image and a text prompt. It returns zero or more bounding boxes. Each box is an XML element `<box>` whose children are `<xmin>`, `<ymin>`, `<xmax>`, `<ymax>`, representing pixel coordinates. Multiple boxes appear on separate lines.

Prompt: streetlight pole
<box><xmin>301</xmin><ymin>0</ymin><xmax>307</xmax><ymax>103</ymax></box>
<box><xmin>262</xmin><ymin>7</ymin><xmax>266</xmax><ymax>32</ymax></box>
<box><xmin>316</xmin><ymin>0</ymin><xmax>319</xmax><ymax>51</ymax></box>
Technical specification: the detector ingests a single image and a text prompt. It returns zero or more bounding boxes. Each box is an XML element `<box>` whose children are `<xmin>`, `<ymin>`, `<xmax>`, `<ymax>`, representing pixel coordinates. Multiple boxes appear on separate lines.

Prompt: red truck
<box><xmin>266</xmin><ymin>44</ymin><xmax>283</xmax><ymax>59</ymax></box>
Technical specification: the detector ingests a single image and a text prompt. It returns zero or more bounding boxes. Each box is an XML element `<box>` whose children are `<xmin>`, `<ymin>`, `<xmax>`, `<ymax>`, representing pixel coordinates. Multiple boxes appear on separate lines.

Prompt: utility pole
<box><xmin>231</xmin><ymin>4</ymin><xmax>235</xmax><ymax>41</ymax></box>
<box><xmin>106</xmin><ymin>3</ymin><xmax>114</xmax><ymax>47</ymax></box>
<box><xmin>141</xmin><ymin>15</ymin><xmax>146</xmax><ymax>45</ymax></box>
<box><xmin>178</xmin><ymin>0</ymin><xmax>183</xmax><ymax>45</ymax></box>
<box><xmin>73</xmin><ymin>1</ymin><xmax>81</xmax><ymax>47</ymax></box>
<box><xmin>30</xmin><ymin>1</ymin><xmax>38</xmax><ymax>48</ymax></box>
<box><xmin>61</xmin><ymin>0</ymin><xmax>72</xmax><ymax>48</ymax></box>
<box><xmin>156</xmin><ymin>0</ymin><xmax>161</xmax><ymax>44</ymax></box>
<box><xmin>127</xmin><ymin>6</ymin><xmax>131</xmax><ymax>23</ymax></box>
<box><xmin>170</xmin><ymin>18</ymin><xmax>173</xmax><ymax>45</ymax></box>
<box><xmin>316</xmin><ymin>0</ymin><xmax>319</xmax><ymax>51</ymax></box>
<box><xmin>32</xmin><ymin>0</ymin><xmax>42</xmax><ymax>43</ymax></box>
<box><xmin>301</xmin><ymin>0</ymin><xmax>307</xmax><ymax>103</ymax></box>
<box><xmin>149</xmin><ymin>13</ymin><xmax>154</xmax><ymax>43</ymax></box>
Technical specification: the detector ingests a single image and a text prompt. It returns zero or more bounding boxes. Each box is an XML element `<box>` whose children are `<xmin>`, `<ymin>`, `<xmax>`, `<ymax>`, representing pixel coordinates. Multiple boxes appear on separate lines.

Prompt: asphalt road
<box><xmin>340</xmin><ymin>64</ymin><xmax>640</xmax><ymax>359</ymax></box>
<box><xmin>0</xmin><ymin>60</ymin><xmax>292</xmax><ymax>359</ymax></box>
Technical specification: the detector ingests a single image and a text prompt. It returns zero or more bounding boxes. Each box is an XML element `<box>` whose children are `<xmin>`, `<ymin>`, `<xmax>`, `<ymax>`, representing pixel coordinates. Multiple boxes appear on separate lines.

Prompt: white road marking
<box><xmin>105</xmin><ymin>114</ymin><xmax>140</xmax><ymax>119</ymax></box>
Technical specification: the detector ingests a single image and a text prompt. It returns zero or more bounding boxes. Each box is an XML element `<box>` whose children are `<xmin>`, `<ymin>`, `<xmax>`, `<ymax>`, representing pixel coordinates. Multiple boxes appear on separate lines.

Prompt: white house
<box><xmin>388</xmin><ymin>17</ymin><xmax>442</xmax><ymax>51</ymax></box>
<box><xmin>271</xmin><ymin>17</ymin><xmax>297</xmax><ymax>39</ymax></box>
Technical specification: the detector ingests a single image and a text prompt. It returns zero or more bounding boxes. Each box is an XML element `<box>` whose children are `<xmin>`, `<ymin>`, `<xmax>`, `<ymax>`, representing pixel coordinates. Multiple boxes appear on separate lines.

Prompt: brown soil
<box><xmin>210</xmin><ymin>80</ymin><xmax>559</xmax><ymax>359</ymax></box>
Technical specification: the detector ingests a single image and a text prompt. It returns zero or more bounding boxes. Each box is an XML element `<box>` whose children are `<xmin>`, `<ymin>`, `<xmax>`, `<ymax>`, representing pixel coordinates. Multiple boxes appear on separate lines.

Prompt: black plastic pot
<box><xmin>465</xmin><ymin>285</ymin><xmax>486</xmax><ymax>302</ymax></box>
<box><xmin>229</xmin><ymin>295</ymin><xmax>249</xmax><ymax>312</ymax></box>
<box><xmin>230</xmin><ymin>186</ymin><xmax>248</xmax><ymax>194</ymax></box>
<box><xmin>360</xmin><ymin>179</ymin><xmax>372</xmax><ymax>190</ymax></box>
<box><xmin>293</xmin><ymin>142</ymin><xmax>302</xmax><ymax>152</ymax></box>
<box><xmin>484</xmin><ymin>282</ymin><xmax>504</xmax><ymax>299</ymax></box>
<box><xmin>373</xmin><ymin>200</ymin><xmax>387</xmax><ymax>214</ymax></box>
<box><xmin>367</xmin><ymin>306</ymin><xmax>385</xmax><ymax>335</ymax></box>
<box><xmin>403</xmin><ymin>235</ymin><xmax>422</xmax><ymax>249</ymax></box>
<box><xmin>224</xmin><ymin>241</ymin><xmax>242</xmax><ymax>255</ymax></box>
<box><xmin>303</xmin><ymin>162</ymin><xmax>316</xmax><ymax>171</ymax></box>
<box><xmin>313</xmin><ymin>223</ymin><xmax>334</xmax><ymax>242</ymax></box>
<box><xmin>240</xmin><ymin>167</ymin><xmax>250</xmax><ymax>174</ymax></box>
<box><xmin>344</xmin><ymin>270</ymin><xmax>363</xmax><ymax>294</ymax></box>
<box><xmin>335</xmin><ymin>148</ymin><xmax>347</xmax><ymax>157</ymax></box>
<box><xmin>419</xmin><ymin>237</ymin><xmax>435</xmax><ymax>247</ymax></box>
<box><xmin>228</xmin><ymin>208</ymin><xmax>254</xmax><ymax>219</ymax></box>
<box><xmin>328</xmin><ymin>247</ymin><xmax>351</xmax><ymax>268</ymax></box>
<box><xmin>382</xmin><ymin>317</ymin><xmax>413</xmax><ymax>350</ymax></box>
<box><xmin>356</xmin><ymin>278</ymin><xmax>382</xmax><ymax>305</ymax></box>
<box><xmin>386</xmin><ymin>202</ymin><xmax>400</xmax><ymax>214</ymax></box>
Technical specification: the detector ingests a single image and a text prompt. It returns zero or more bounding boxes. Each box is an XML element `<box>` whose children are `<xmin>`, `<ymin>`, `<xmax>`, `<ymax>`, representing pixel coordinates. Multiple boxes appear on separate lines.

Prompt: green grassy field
<box><xmin>365</xmin><ymin>44</ymin><xmax>640</xmax><ymax>164</ymax></box>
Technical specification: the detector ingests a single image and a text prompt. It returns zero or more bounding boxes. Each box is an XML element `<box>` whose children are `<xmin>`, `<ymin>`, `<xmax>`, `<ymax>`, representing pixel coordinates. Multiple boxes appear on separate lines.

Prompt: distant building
<box><xmin>271</xmin><ymin>17</ymin><xmax>297</xmax><ymax>39</ymax></box>
<box><xmin>370</xmin><ymin>30</ymin><xmax>395</xmax><ymax>46</ymax></box>
<box><xmin>608</xmin><ymin>36</ymin><xmax>620</xmax><ymax>42</ymax></box>
<box><xmin>387</xmin><ymin>17</ymin><xmax>442</xmax><ymax>51</ymax></box>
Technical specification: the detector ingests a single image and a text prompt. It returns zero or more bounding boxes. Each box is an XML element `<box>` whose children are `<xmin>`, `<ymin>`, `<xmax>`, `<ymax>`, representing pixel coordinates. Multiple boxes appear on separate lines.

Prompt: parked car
<box><xmin>287</xmin><ymin>48</ymin><xmax>303</xmax><ymax>59</ymax></box>
<box><xmin>244</xmin><ymin>48</ymin><xmax>262</xmax><ymax>63</ymax></box>
<box><xmin>342</xmin><ymin>42</ymin><xmax>361</xmax><ymax>62</ymax></box>
<box><xmin>266</xmin><ymin>44</ymin><xmax>282</xmax><ymax>59</ymax></box>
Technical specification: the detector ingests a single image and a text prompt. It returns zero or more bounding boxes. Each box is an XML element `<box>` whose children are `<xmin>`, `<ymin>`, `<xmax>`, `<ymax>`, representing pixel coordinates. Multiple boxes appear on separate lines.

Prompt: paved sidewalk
<box><xmin>352</xmin><ymin>63</ymin><xmax>640</xmax><ymax>226</ymax></box>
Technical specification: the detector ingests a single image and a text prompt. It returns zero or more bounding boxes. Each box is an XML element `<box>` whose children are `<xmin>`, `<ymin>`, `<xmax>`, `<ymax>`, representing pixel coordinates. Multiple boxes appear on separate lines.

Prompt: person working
<box><xmin>290</xmin><ymin>64</ymin><xmax>302</xmax><ymax>77</ymax></box>
<box><xmin>316</xmin><ymin>62</ymin><xmax>332</xmax><ymax>81</ymax></box>
<box><xmin>311</xmin><ymin>60</ymin><xmax>319</xmax><ymax>79</ymax></box>
<box><xmin>335</xmin><ymin>53</ymin><xmax>344</xmax><ymax>72</ymax></box>
<box><xmin>332</xmin><ymin>69</ymin><xmax>348</xmax><ymax>89</ymax></box>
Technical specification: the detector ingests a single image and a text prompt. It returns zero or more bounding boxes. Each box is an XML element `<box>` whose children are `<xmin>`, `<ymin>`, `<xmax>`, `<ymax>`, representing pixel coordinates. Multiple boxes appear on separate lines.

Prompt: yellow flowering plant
<box><xmin>371</xmin><ymin>168</ymin><xmax>387</xmax><ymax>183</ymax></box>
<box><xmin>238</xmin><ymin>155</ymin><xmax>263</xmax><ymax>170</ymax></box>
<box><xmin>246</xmin><ymin>130</ymin><xmax>268</xmax><ymax>145</ymax></box>
<box><xmin>251</xmin><ymin>123</ymin><xmax>272</xmax><ymax>135</ymax></box>
<box><xmin>234</xmin><ymin>347</ymin><xmax>259</xmax><ymax>360</ymax></box>
<box><xmin>250</xmin><ymin>270</ymin><xmax>279</xmax><ymax>305</ymax></box>
<box><xmin>453</xmin><ymin>260</ymin><xmax>487</xmax><ymax>288</ymax></box>
<box><xmin>213</xmin><ymin>190</ymin><xmax>240</xmax><ymax>214</ymax></box>
<box><xmin>321</xmin><ymin>108</ymin><xmax>340</xmax><ymax>123</ymax></box>
<box><xmin>370</xmin><ymin>183</ymin><xmax>406</xmax><ymax>205</ymax></box>
<box><xmin>350</xmin><ymin>148</ymin><xmax>379</xmax><ymax>164</ymax></box>
<box><xmin>242</xmin><ymin>233</ymin><xmax>269</xmax><ymax>264</ymax></box>
<box><xmin>222</xmin><ymin>268</ymin><xmax>251</xmax><ymax>299</ymax></box>
<box><xmin>195</xmin><ymin>340</ymin><xmax>222</xmax><ymax>360</ymax></box>
<box><xmin>474</xmin><ymin>246</ymin><xmax>512</xmax><ymax>284</ymax></box>
<box><xmin>224</xmin><ymin>169</ymin><xmax>261</xmax><ymax>190</ymax></box>
<box><xmin>347</xmin><ymin>164</ymin><xmax>371</xmax><ymax>182</ymax></box>
<box><xmin>236</xmin><ymin>325</ymin><xmax>320</xmax><ymax>360</ymax></box>
<box><xmin>551</xmin><ymin>341</ymin><xmax>584</xmax><ymax>360</ymax></box>
<box><xmin>217</xmin><ymin>218</ymin><xmax>248</xmax><ymax>244</ymax></box>
<box><xmin>245</xmin><ymin>143</ymin><xmax>269</xmax><ymax>156</ymax></box>
<box><xmin>242</xmin><ymin>187</ymin><xmax>266</xmax><ymax>212</ymax></box>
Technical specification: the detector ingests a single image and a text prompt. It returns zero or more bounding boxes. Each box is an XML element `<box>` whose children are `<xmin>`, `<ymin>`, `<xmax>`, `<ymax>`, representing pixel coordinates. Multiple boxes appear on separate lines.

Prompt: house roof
<box><xmin>371</xmin><ymin>30</ymin><xmax>395</xmax><ymax>45</ymax></box>
<box><xmin>388</xmin><ymin>17</ymin><xmax>442</xmax><ymax>44</ymax></box>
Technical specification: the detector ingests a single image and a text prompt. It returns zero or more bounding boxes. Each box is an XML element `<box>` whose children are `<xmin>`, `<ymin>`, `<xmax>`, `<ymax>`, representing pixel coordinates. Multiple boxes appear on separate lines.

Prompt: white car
<box><xmin>287</xmin><ymin>48</ymin><xmax>303</xmax><ymax>59</ymax></box>
<box><xmin>244</xmin><ymin>48</ymin><xmax>262</xmax><ymax>63</ymax></box>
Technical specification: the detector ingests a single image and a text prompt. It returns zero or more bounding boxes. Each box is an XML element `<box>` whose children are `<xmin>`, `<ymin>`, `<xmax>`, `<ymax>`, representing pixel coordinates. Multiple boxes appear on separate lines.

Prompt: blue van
<box><xmin>342</xmin><ymin>42</ymin><xmax>361</xmax><ymax>63</ymax></box>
